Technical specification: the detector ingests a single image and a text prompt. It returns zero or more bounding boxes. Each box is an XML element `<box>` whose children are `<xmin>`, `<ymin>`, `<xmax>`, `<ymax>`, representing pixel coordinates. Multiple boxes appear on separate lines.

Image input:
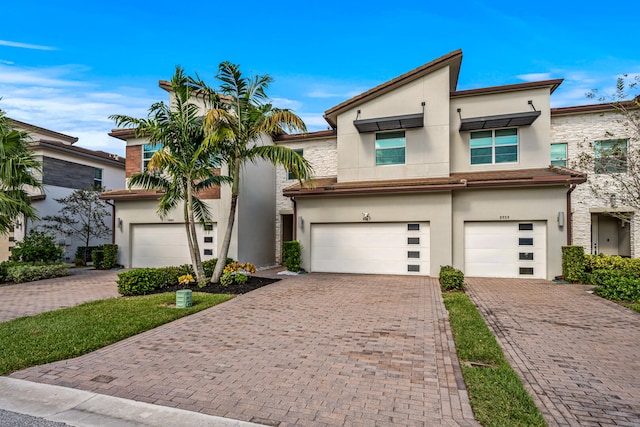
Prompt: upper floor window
<box><xmin>595</xmin><ymin>139</ymin><xmax>627</xmax><ymax>174</ymax></box>
<box><xmin>470</xmin><ymin>128</ymin><xmax>518</xmax><ymax>165</ymax></box>
<box><xmin>288</xmin><ymin>149</ymin><xmax>303</xmax><ymax>179</ymax></box>
<box><xmin>551</xmin><ymin>143</ymin><xmax>568</xmax><ymax>167</ymax></box>
<box><xmin>376</xmin><ymin>131</ymin><xmax>405</xmax><ymax>165</ymax></box>
<box><xmin>143</xmin><ymin>143</ymin><xmax>161</xmax><ymax>170</ymax></box>
<box><xmin>93</xmin><ymin>168</ymin><xmax>103</xmax><ymax>188</ymax></box>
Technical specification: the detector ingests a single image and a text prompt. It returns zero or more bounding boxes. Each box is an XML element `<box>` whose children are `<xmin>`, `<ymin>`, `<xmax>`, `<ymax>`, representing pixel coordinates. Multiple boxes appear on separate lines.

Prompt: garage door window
<box><xmin>408</xmin><ymin>237</ymin><xmax>420</xmax><ymax>244</ymax></box>
<box><xmin>408</xmin><ymin>251</ymin><xmax>420</xmax><ymax>258</ymax></box>
<box><xmin>407</xmin><ymin>265</ymin><xmax>420</xmax><ymax>272</ymax></box>
<box><xmin>519</xmin><ymin>267</ymin><xmax>534</xmax><ymax>275</ymax></box>
<box><xmin>518</xmin><ymin>223</ymin><xmax>534</xmax><ymax>230</ymax></box>
<box><xmin>519</xmin><ymin>237</ymin><xmax>534</xmax><ymax>245</ymax></box>
<box><xmin>519</xmin><ymin>252</ymin><xmax>534</xmax><ymax>260</ymax></box>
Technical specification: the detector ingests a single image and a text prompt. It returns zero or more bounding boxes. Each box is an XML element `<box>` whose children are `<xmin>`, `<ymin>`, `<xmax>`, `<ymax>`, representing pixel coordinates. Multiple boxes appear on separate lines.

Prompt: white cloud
<box><xmin>271</xmin><ymin>97</ymin><xmax>302</xmax><ymax>110</ymax></box>
<box><xmin>300</xmin><ymin>114</ymin><xmax>331</xmax><ymax>132</ymax></box>
<box><xmin>517</xmin><ymin>73</ymin><xmax>553</xmax><ymax>82</ymax></box>
<box><xmin>306</xmin><ymin>88</ymin><xmax>363</xmax><ymax>99</ymax></box>
<box><xmin>0</xmin><ymin>40</ymin><xmax>57</xmax><ymax>51</ymax></box>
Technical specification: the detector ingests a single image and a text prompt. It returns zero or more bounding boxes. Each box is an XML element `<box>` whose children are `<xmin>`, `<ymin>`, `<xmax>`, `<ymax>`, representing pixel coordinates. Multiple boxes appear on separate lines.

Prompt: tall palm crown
<box><xmin>0</xmin><ymin>110</ymin><xmax>42</xmax><ymax>234</ymax></box>
<box><xmin>202</xmin><ymin>62</ymin><xmax>314</xmax><ymax>282</ymax></box>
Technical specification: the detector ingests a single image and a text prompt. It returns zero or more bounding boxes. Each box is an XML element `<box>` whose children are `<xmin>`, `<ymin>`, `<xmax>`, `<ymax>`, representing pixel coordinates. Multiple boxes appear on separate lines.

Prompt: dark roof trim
<box><xmin>354</xmin><ymin>113</ymin><xmax>424</xmax><ymax>133</ymax></box>
<box><xmin>460</xmin><ymin>110</ymin><xmax>541</xmax><ymax>131</ymax></box>
<box><xmin>551</xmin><ymin>99</ymin><xmax>640</xmax><ymax>116</ymax></box>
<box><xmin>100</xmin><ymin>190</ymin><xmax>164</xmax><ymax>201</ymax></box>
<box><xmin>274</xmin><ymin>129</ymin><xmax>337</xmax><ymax>142</ymax></box>
<box><xmin>32</xmin><ymin>140</ymin><xmax>125</xmax><ymax>167</ymax></box>
<box><xmin>323</xmin><ymin>50</ymin><xmax>463</xmax><ymax>128</ymax></box>
<box><xmin>451</xmin><ymin>79</ymin><xmax>564</xmax><ymax>98</ymax></box>
<box><xmin>9</xmin><ymin>118</ymin><xmax>78</xmax><ymax>143</ymax></box>
<box><xmin>29</xmin><ymin>194</ymin><xmax>46</xmax><ymax>201</ymax></box>
<box><xmin>109</xmin><ymin>128</ymin><xmax>139</xmax><ymax>141</ymax></box>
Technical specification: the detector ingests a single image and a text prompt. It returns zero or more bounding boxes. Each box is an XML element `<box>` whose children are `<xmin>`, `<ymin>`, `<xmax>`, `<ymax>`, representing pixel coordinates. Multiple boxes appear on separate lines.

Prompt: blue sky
<box><xmin>1</xmin><ymin>0</ymin><xmax>638</xmax><ymax>156</ymax></box>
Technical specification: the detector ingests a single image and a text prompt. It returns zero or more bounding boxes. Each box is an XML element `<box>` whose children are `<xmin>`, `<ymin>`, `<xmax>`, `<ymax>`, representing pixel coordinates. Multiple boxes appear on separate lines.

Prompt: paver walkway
<box><xmin>11</xmin><ymin>274</ymin><xmax>478</xmax><ymax>426</ymax></box>
<box><xmin>0</xmin><ymin>268</ymin><xmax>120</xmax><ymax>322</ymax></box>
<box><xmin>466</xmin><ymin>277</ymin><xmax>640</xmax><ymax>427</ymax></box>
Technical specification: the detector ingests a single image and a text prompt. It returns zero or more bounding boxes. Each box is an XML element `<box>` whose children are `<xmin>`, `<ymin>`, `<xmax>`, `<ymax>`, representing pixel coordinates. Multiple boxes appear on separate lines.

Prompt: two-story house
<box><xmin>2</xmin><ymin>119</ymin><xmax>126</xmax><ymax>262</ymax></box>
<box><xmin>280</xmin><ymin>50</ymin><xmax>586</xmax><ymax>279</ymax></box>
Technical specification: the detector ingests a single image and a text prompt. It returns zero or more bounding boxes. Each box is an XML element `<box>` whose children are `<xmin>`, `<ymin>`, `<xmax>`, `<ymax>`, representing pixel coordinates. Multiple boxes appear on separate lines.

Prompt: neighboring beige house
<box><xmin>107</xmin><ymin>49</ymin><xmax>640</xmax><ymax>279</ymax></box>
<box><xmin>2</xmin><ymin>119</ymin><xmax>125</xmax><ymax>262</ymax></box>
<box><xmin>551</xmin><ymin>104</ymin><xmax>639</xmax><ymax>258</ymax></box>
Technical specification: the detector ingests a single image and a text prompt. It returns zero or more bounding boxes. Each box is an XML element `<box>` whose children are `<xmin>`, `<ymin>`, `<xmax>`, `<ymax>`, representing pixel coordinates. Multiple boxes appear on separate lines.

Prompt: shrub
<box><xmin>439</xmin><ymin>265</ymin><xmax>465</xmax><ymax>291</ymax></box>
<box><xmin>562</xmin><ymin>246</ymin><xmax>585</xmax><ymax>282</ymax></box>
<box><xmin>102</xmin><ymin>244</ymin><xmax>118</xmax><ymax>269</ymax></box>
<box><xmin>116</xmin><ymin>264</ymin><xmax>193</xmax><ymax>296</ymax></box>
<box><xmin>283</xmin><ymin>241</ymin><xmax>301</xmax><ymax>272</ymax></box>
<box><xmin>10</xmin><ymin>230</ymin><xmax>63</xmax><ymax>263</ymax></box>
<box><xmin>92</xmin><ymin>248</ymin><xmax>104</xmax><ymax>269</ymax></box>
<box><xmin>591</xmin><ymin>269</ymin><xmax>640</xmax><ymax>301</ymax></box>
<box><xmin>220</xmin><ymin>272</ymin><xmax>234</xmax><ymax>287</ymax></box>
<box><xmin>5</xmin><ymin>263</ymin><xmax>69</xmax><ymax>283</ymax></box>
<box><xmin>202</xmin><ymin>258</ymin><xmax>234</xmax><ymax>277</ymax></box>
<box><xmin>235</xmin><ymin>272</ymin><xmax>248</xmax><ymax>285</ymax></box>
<box><xmin>75</xmin><ymin>246</ymin><xmax>100</xmax><ymax>263</ymax></box>
<box><xmin>74</xmin><ymin>258</ymin><xmax>86</xmax><ymax>268</ymax></box>
<box><xmin>584</xmin><ymin>253</ymin><xmax>640</xmax><ymax>275</ymax></box>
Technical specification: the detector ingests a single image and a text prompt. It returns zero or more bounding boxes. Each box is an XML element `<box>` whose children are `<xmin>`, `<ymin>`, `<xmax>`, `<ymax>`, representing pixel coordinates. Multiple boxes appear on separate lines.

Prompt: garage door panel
<box><xmin>464</xmin><ymin>221</ymin><xmax>546</xmax><ymax>279</ymax></box>
<box><xmin>131</xmin><ymin>223</ymin><xmax>215</xmax><ymax>268</ymax></box>
<box><xmin>311</xmin><ymin>222</ymin><xmax>429</xmax><ymax>275</ymax></box>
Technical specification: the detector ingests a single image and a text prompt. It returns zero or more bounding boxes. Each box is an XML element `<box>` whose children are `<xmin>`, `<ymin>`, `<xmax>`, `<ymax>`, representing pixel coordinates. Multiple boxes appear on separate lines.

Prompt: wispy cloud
<box><xmin>306</xmin><ymin>88</ymin><xmax>363</xmax><ymax>99</ymax></box>
<box><xmin>0</xmin><ymin>39</ymin><xmax>57</xmax><ymax>51</ymax></box>
<box><xmin>517</xmin><ymin>73</ymin><xmax>553</xmax><ymax>82</ymax></box>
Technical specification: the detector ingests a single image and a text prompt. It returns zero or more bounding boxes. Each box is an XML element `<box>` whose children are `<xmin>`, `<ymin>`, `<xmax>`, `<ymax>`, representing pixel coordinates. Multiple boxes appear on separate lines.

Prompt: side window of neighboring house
<box><xmin>470</xmin><ymin>128</ymin><xmax>518</xmax><ymax>165</ymax></box>
<box><xmin>375</xmin><ymin>131</ymin><xmax>406</xmax><ymax>165</ymax></box>
<box><xmin>143</xmin><ymin>143</ymin><xmax>162</xmax><ymax>170</ymax></box>
<box><xmin>94</xmin><ymin>168</ymin><xmax>103</xmax><ymax>188</ymax></box>
<box><xmin>288</xmin><ymin>149</ymin><xmax>304</xmax><ymax>180</ymax></box>
<box><xmin>550</xmin><ymin>143</ymin><xmax>568</xmax><ymax>167</ymax></box>
<box><xmin>595</xmin><ymin>139</ymin><xmax>628</xmax><ymax>173</ymax></box>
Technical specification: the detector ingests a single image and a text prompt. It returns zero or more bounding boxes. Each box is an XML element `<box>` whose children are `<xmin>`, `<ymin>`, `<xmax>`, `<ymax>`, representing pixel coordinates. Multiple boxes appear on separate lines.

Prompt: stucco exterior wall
<box><xmin>335</xmin><ymin>66</ymin><xmax>451</xmax><ymax>182</ymax></box>
<box><xmin>450</xmin><ymin>87</ymin><xmax>553</xmax><ymax>173</ymax></box>
<box><xmin>452</xmin><ymin>186</ymin><xmax>569</xmax><ymax>279</ymax></box>
<box><xmin>274</xmin><ymin>136</ymin><xmax>338</xmax><ymax>263</ymax></box>
<box><xmin>551</xmin><ymin>109</ymin><xmax>638</xmax><ymax>256</ymax></box>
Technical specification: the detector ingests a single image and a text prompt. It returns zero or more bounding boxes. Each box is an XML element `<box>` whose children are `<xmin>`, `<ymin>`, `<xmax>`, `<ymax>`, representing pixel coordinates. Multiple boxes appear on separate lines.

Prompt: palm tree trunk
<box><xmin>211</xmin><ymin>192</ymin><xmax>237</xmax><ymax>283</ymax></box>
<box><xmin>185</xmin><ymin>184</ymin><xmax>205</xmax><ymax>283</ymax></box>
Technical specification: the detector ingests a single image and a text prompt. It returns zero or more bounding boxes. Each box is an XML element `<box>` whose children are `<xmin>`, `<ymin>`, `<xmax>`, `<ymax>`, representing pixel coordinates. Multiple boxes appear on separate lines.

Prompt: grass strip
<box><xmin>620</xmin><ymin>301</ymin><xmax>640</xmax><ymax>314</ymax></box>
<box><xmin>0</xmin><ymin>292</ymin><xmax>233</xmax><ymax>375</ymax></box>
<box><xmin>443</xmin><ymin>292</ymin><xmax>546</xmax><ymax>427</ymax></box>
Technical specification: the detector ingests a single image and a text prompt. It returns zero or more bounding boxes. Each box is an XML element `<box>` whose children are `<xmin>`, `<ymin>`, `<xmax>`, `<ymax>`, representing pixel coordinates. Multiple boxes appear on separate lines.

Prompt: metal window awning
<box><xmin>354</xmin><ymin>113</ymin><xmax>424</xmax><ymax>133</ymax></box>
<box><xmin>459</xmin><ymin>110</ymin><xmax>541</xmax><ymax>131</ymax></box>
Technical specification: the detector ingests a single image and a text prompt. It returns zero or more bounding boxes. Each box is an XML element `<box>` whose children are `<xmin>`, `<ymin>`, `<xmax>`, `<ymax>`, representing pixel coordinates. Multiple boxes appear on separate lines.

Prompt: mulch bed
<box><xmin>160</xmin><ymin>275</ymin><xmax>280</xmax><ymax>295</ymax></box>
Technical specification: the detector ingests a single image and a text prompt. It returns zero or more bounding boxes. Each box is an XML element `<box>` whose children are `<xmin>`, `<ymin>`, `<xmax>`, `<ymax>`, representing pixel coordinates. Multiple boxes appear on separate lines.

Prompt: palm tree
<box><xmin>0</xmin><ymin>109</ymin><xmax>42</xmax><ymax>234</ymax></box>
<box><xmin>110</xmin><ymin>67</ymin><xmax>230</xmax><ymax>283</ymax></box>
<box><xmin>201</xmin><ymin>62</ymin><xmax>314</xmax><ymax>283</ymax></box>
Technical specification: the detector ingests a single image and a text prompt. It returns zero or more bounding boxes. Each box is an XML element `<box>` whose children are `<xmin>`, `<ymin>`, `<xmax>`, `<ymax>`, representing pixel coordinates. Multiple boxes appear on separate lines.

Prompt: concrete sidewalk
<box><xmin>466</xmin><ymin>277</ymin><xmax>640</xmax><ymax>427</ymax></box>
<box><xmin>9</xmin><ymin>273</ymin><xmax>478</xmax><ymax>426</ymax></box>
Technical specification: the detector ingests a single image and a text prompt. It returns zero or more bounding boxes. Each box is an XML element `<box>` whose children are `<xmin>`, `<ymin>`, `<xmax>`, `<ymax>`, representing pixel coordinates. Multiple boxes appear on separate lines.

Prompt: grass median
<box><xmin>443</xmin><ymin>292</ymin><xmax>546</xmax><ymax>427</ymax></box>
<box><xmin>0</xmin><ymin>292</ymin><xmax>233</xmax><ymax>375</ymax></box>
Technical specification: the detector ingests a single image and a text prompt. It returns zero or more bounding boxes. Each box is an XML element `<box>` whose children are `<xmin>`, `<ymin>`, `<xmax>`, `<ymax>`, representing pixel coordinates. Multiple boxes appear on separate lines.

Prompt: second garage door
<box><xmin>311</xmin><ymin>222</ymin><xmax>429</xmax><ymax>275</ymax></box>
<box><xmin>131</xmin><ymin>223</ymin><xmax>216</xmax><ymax>268</ymax></box>
<box><xmin>464</xmin><ymin>221</ymin><xmax>546</xmax><ymax>279</ymax></box>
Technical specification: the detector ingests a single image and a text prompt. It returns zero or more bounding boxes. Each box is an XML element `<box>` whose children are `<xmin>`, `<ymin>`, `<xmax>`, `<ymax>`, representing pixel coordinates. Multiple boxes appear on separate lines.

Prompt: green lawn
<box><xmin>0</xmin><ymin>292</ymin><xmax>233</xmax><ymax>375</ymax></box>
<box><xmin>620</xmin><ymin>301</ymin><xmax>640</xmax><ymax>314</ymax></box>
<box><xmin>443</xmin><ymin>292</ymin><xmax>546</xmax><ymax>427</ymax></box>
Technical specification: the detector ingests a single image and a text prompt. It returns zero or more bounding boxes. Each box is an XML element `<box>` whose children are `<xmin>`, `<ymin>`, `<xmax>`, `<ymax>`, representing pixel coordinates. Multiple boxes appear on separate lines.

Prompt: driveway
<box><xmin>466</xmin><ymin>277</ymin><xmax>640</xmax><ymax>427</ymax></box>
<box><xmin>10</xmin><ymin>273</ymin><xmax>478</xmax><ymax>426</ymax></box>
<box><xmin>0</xmin><ymin>268</ymin><xmax>120</xmax><ymax>322</ymax></box>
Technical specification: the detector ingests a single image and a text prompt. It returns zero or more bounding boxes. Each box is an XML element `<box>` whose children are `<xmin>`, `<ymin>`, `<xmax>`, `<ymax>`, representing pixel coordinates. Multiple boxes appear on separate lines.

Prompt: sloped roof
<box><xmin>99</xmin><ymin>189</ymin><xmax>164</xmax><ymax>200</ymax></box>
<box><xmin>9</xmin><ymin>118</ymin><xmax>78</xmax><ymax>144</ymax></box>
<box><xmin>283</xmin><ymin>167</ymin><xmax>586</xmax><ymax>197</ymax></box>
<box><xmin>31</xmin><ymin>140</ymin><xmax>125</xmax><ymax>167</ymax></box>
<box><xmin>451</xmin><ymin>79</ymin><xmax>564</xmax><ymax>98</ymax></box>
<box><xmin>323</xmin><ymin>50</ymin><xmax>463</xmax><ymax>128</ymax></box>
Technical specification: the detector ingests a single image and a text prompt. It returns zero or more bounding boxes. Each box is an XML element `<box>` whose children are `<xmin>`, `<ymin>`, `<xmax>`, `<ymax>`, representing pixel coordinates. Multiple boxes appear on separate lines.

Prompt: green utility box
<box><xmin>176</xmin><ymin>289</ymin><xmax>193</xmax><ymax>308</ymax></box>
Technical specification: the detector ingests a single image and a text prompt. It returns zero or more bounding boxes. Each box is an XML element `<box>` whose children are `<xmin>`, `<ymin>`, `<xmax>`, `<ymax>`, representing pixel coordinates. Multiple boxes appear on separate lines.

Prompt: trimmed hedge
<box><xmin>439</xmin><ymin>265</ymin><xmax>465</xmax><ymax>291</ymax></box>
<box><xmin>591</xmin><ymin>269</ymin><xmax>640</xmax><ymax>301</ymax></box>
<box><xmin>76</xmin><ymin>246</ymin><xmax>100</xmax><ymax>263</ymax></box>
<box><xmin>117</xmin><ymin>258</ymin><xmax>234</xmax><ymax>296</ymax></box>
<box><xmin>283</xmin><ymin>241</ymin><xmax>301</xmax><ymax>272</ymax></box>
<box><xmin>584</xmin><ymin>253</ymin><xmax>640</xmax><ymax>275</ymax></box>
<box><xmin>4</xmin><ymin>263</ymin><xmax>69</xmax><ymax>283</ymax></box>
<box><xmin>102</xmin><ymin>244</ymin><xmax>118</xmax><ymax>269</ymax></box>
<box><xmin>562</xmin><ymin>246</ymin><xmax>585</xmax><ymax>282</ymax></box>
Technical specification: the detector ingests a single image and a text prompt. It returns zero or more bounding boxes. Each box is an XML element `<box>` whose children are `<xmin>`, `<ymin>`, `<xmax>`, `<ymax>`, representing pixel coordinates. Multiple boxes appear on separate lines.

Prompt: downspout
<box><xmin>292</xmin><ymin>197</ymin><xmax>297</xmax><ymax>241</ymax></box>
<box><xmin>105</xmin><ymin>200</ymin><xmax>116</xmax><ymax>244</ymax></box>
<box><xmin>566</xmin><ymin>184</ymin><xmax>577</xmax><ymax>245</ymax></box>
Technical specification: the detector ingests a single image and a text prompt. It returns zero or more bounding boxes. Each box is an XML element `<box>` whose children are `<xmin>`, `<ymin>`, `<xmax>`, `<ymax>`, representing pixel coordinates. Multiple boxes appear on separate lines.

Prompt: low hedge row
<box><xmin>117</xmin><ymin>258</ymin><xmax>234</xmax><ymax>296</ymax></box>
<box><xmin>590</xmin><ymin>269</ymin><xmax>640</xmax><ymax>301</ymax></box>
<box><xmin>439</xmin><ymin>265</ymin><xmax>465</xmax><ymax>291</ymax></box>
<box><xmin>1</xmin><ymin>263</ymin><xmax>69</xmax><ymax>283</ymax></box>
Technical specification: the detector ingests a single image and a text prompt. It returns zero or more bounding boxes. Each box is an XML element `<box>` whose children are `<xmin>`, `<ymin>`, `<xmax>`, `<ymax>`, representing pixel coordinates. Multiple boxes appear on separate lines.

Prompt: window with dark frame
<box><xmin>288</xmin><ymin>149</ymin><xmax>304</xmax><ymax>179</ymax></box>
<box><xmin>595</xmin><ymin>139</ymin><xmax>628</xmax><ymax>174</ymax></box>
<box><xmin>470</xmin><ymin>128</ymin><xmax>518</xmax><ymax>165</ymax></box>
<box><xmin>551</xmin><ymin>143</ymin><xmax>568</xmax><ymax>167</ymax></box>
<box><xmin>375</xmin><ymin>131</ymin><xmax>406</xmax><ymax>165</ymax></box>
<box><xmin>93</xmin><ymin>168</ymin><xmax>103</xmax><ymax>188</ymax></box>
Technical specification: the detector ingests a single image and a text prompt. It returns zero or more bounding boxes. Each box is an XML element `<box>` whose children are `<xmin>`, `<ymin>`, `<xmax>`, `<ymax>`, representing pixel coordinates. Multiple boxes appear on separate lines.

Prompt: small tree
<box><xmin>575</xmin><ymin>75</ymin><xmax>640</xmax><ymax>220</ymax></box>
<box><xmin>10</xmin><ymin>229</ymin><xmax>63</xmax><ymax>263</ymax></box>
<box><xmin>42</xmin><ymin>188</ymin><xmax>111</xmax><ymax>253</ymax></box>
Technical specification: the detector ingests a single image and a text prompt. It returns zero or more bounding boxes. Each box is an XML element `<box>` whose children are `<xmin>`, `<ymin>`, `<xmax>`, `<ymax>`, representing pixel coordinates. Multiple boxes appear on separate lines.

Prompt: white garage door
<box><xmin>311</xmin><ymin>222</ymin><xmax>429</xmax><ymax>275</ymax></box>
<box><xmin>464</xmin><ymin>221</ymin><xmax>546</xmax><ymax>279</ymax></box>
<box><xmin>131</xmin><ymin>223</ymin><xmax>216</xmax><ymax>268</ymax></box>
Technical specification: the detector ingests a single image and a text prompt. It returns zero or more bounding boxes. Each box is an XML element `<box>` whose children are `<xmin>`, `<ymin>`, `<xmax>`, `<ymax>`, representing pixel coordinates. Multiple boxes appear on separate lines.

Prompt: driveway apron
<box><xmin>10</xmin><ymin>274</ymin><xmax>478</xmax><ymax>426</ymax></box>
<box><xmin>466</xmin><ymin>277</ymin><xmax>640</xmax><ymax>427</ymax></box>
<box><xmin>0</xmin><ymin>269</ymin><xmax>120</xmax><ymax>323</ymax></box>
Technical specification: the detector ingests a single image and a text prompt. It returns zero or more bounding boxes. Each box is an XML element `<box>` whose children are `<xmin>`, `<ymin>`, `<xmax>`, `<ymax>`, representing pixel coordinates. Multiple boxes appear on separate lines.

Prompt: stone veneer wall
<box><xmin>551</xmin><ymin>109</ymin><xmax>639</xmax><ymax>257</ymax></box>
<box><xmin>275</xmin><ymin>137</ymin><xmax>337</xmax><ymax>263</ymax></box>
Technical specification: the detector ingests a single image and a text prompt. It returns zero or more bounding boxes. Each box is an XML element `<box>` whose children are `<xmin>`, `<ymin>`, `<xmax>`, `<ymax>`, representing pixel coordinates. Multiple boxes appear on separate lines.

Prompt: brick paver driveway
<box><xmin>11</xmin><ymin>274</ymin><xmax>478</xmax><ymax>426</ymax></box>
<box><xmin>0</xmin><ymin>268</ymin><xmax>120</xmax><ymax>322</ymax></box>
<box><xmin>466</xmin><ymin>277</ymin><xmax>640</xmax><ymax>427</ymax></box>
